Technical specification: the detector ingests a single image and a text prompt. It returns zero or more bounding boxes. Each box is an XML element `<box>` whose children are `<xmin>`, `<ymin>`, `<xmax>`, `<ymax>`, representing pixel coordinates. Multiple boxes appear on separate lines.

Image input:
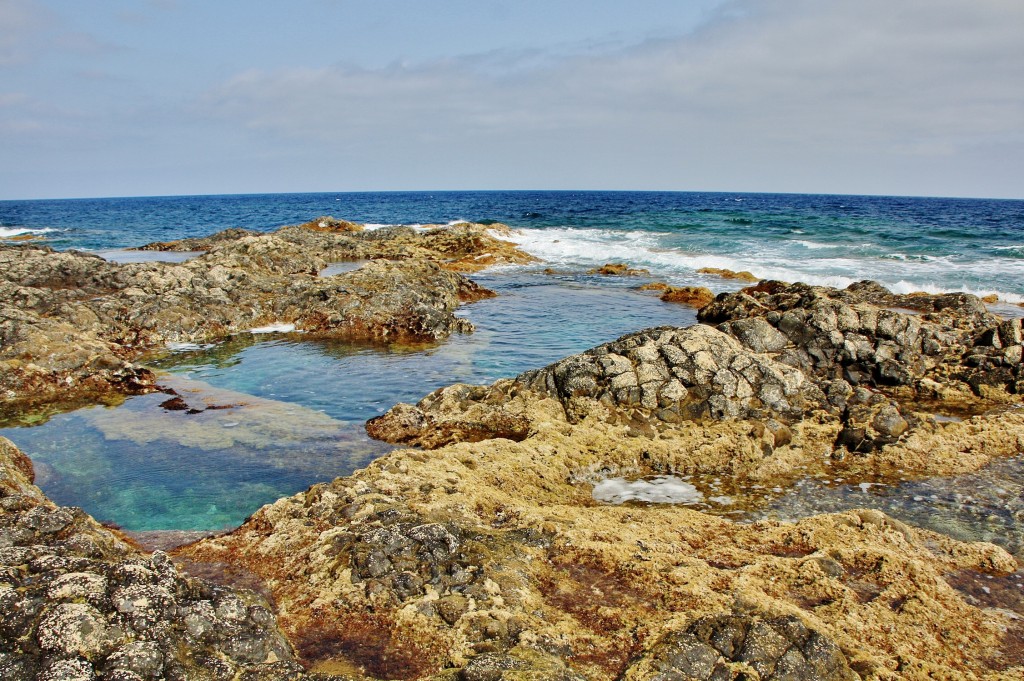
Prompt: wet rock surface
<box><xmin>0</xmin><ymin>436</ymin><xmax>308</xmax><ymax>680</ymax></box>
<box><xmin>1</xmin><ymin>220</ymin><xmax>531</xmax><ymax>419</ymax></box>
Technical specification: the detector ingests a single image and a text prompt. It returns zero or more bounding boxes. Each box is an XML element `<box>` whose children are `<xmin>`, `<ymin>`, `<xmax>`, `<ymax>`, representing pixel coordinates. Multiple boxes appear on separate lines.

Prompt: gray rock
<box><xmin>627</xmin><ymin>613</ymin><xmax>857</xmax><ymax>681</ymax></box>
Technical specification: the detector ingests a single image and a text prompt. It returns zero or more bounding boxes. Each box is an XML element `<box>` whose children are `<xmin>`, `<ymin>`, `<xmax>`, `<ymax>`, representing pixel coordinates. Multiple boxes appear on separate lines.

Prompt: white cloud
<box><xmin>198</xmin><ymin>0</ymin><xmax>1024</xmax><ymax>175</ymax></box>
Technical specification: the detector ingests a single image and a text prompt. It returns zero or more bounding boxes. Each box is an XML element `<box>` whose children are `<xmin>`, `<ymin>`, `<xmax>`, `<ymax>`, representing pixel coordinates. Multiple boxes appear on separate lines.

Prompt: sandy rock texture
<box><xmin>0</xmin><ymin>220</ymin><xmax>531</xmax><ymax>420</ymax></box>
<box><xmin>0</xmin><ymin>436</ymin><xmax>310</xmax><ymax>680</ymax></box>
<box><xmin>183</xmin><ymin>280</ymin><xmax>1024</xmax><ymax>680</ymax></box>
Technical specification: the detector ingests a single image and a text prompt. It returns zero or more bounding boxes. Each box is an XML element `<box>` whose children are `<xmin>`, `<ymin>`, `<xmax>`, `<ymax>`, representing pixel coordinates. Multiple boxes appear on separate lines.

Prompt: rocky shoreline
<box><xmin>2</xmin><ymin>218</ymin><xmax>1023</xmax><ymax>679</ymax></box>
<box><xmin>0</xmin><ymin>219</ymin><xmax>532</xmax><ymax>423</ymax></box>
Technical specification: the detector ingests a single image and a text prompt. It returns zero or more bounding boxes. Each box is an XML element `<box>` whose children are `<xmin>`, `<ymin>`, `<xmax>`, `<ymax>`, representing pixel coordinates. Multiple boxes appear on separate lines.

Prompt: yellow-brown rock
<box><xmin>659</xmin><ymin>285</ymin><xmax>716</xmax><ymax>308</ymax></box>
<box><xmin>588</xmin><ymin>263</ymin><xmax>650</xmax><ymax>276</ymax></box>
<box><xmin>698</xmin><ymin>267</ymin><xmax>761</xmax><ymax>282</ymax></box>
<box><xmin>181</xmin><ymin>396</ymin><xmax>1023</xmax><ymax>679</ymax></box>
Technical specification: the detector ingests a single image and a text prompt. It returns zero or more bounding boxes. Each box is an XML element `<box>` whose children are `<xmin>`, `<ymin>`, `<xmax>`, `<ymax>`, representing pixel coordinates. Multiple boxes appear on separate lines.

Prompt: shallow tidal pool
<box><xmin>1</xmin><ymin>271</ymin><xmax>698</xmax><ymax>531</ymax></box>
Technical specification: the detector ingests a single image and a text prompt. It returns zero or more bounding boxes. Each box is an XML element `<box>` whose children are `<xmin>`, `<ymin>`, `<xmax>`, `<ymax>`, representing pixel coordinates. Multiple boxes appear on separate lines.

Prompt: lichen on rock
<box><xmin>0</xmin><ymin>436</ymin><xmax>310</xmax><ymax>680</ymax></box>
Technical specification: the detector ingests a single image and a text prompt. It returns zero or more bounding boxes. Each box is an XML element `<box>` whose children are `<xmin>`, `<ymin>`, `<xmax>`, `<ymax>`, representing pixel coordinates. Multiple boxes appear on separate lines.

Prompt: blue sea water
<box><xmin>3</xmin><ymin>190</ymin><xmax>1023</xmax><ymax>301</ymax></box>
<box><xmin>1</xmin><ymin>191</ymin><xmax>1023</xmax><ymax>532</ymax></box>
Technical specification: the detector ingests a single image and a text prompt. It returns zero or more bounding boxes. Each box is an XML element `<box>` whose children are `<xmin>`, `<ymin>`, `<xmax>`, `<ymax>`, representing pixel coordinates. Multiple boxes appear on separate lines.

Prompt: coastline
<box><xmin>1</xmin><ymin>215</ymin><xmax>1023</xmax><ymax>679</ymax></box>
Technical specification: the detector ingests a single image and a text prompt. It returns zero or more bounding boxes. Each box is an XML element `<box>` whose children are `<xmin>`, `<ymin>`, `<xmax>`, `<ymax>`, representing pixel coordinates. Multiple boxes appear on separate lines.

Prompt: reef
<box><xmin>0</xmin><ymin>220</ymin><xmax>533</xmax><ymax>421</ymax></box>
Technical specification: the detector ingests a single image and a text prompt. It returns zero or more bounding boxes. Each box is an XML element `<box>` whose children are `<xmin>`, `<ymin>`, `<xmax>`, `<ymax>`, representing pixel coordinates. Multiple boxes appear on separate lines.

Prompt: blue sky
<box><xmin>1</xmin><ymin>0</ymin><xmax>1022</xmax><ymax>199</ymax></box>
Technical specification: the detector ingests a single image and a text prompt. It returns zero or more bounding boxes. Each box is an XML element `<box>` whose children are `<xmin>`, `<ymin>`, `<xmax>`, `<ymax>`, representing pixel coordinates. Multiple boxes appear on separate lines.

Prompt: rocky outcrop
<box><xmin>587</xmin><ymin>263</ymin><xmax>650</xmax><ymax>276</ymax></box>
<box><xmin>140</xmin><ymin>220</ymin><xmax>537</xmax><ymax>275</ymax></box>
<box><xmin>0</xmin><ymin>437</ymin><xmax>308</xmax><ymax>680</ymax></box>
<box><xmin>697</xmin><ymin>267</ymin><xmax>760</xmax><ymax>282</ymax></box>
<box><xmin>186</xmin><ymin>285</ymin><xmax>1024</xmax><ymax>680</ymax></box>
<box><xmin>658</xmin><ymin>285</ymin><xmax>716</xmax><ymax>308</ymax></box>
<box><xmin>1</xmin><ymin>220</ymin><xmax>531</xmax><ymax>419</ymax></box>
<box><xmin>183</xmin><ymin>407</ymin><xmax>1022</xmax><ymax>679</ymax></box>
<box><xmin>369</xmin><ymin>280</ymin><xmax>1024</xmax><ymax>476</ymax></box>
<box><xmin>4</xmin><ymin>262</ymin><xmax>1023</xmax><ymax>679</ymax></box>
<box><xmin>697</xmin><ymin>280</ymin><xmax>1010</xmax><ymax>395</ymax></box>
<box><xmin>369</xmin><ymin>324</ymin><xmax>826</xmax><ymax>449</ymax></box>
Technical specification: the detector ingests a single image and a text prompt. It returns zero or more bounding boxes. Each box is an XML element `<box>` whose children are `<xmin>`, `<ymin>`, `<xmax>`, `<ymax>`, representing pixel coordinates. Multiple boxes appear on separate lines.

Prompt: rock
<box><xmin>699</xmin><ymin>280</ymin><xmax>1020</xmax><ymax>402</ymax></box>
<box><xmin>0</xmin><ymin>437</ymin><xmax>310</xmax><ymax>680</ymax></box>
<box><xmin>659</xmin><ymin>286</ymin><xmax>716</xmax><ymax>308</ymax></box>
<box><xmin>370</xmin><ymin>325</ymin><xmax>826</xmax><ymax>448</ymax></box>
<box><xmin>697</xmin><ymin>267</ymin><xmax>761</xmax><ymax>282</ymax></box>
<box><xmin>1</xmin><ymin>219</ymin><xmax>531</xmax><ymax>418</ymax></box>
<box><xmin>639</xmin><ymin>282</ymin><xmax>671</xmax><ymax>292</ymax></box>
<box><xmin>622</xmin><ymin>614</ymin><xmax>858</xmax><ymax>681</ymax></box>
<box><xmin>456</xmin><ymin>649</ymin><xmax>587</xmax><ymax>681</ymax></box>
<box><xmin>587</xmin><ymin>263</ymin><xmax>650</xmax><ymax>276</ymax></box>
<box><xmin>297</xmin><ymin>215</ymin><xmax>364</xmax><ymax>233</ymax></box>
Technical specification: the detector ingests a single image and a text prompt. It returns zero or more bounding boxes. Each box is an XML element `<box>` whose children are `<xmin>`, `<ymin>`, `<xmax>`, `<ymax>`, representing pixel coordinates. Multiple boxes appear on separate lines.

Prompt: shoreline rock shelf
<box><xmin>2</xmin><ymin>217</ymin><xmax>1023</xmax><ymax>679</ymax></box>
<box><xmin>0</xmin><ymin>220</ymin><xmax>533</xmax><ymax>422</ymax></box>
<box><xmin>187</xmin><ymin>281</ymin><xmax>1021</xmax><ymax>678</ymax></box>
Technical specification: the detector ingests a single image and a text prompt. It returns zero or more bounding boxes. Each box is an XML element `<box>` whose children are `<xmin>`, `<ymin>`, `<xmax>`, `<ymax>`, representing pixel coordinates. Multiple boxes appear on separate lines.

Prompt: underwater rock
<box><xmin>0</xmin><ymin>436</ymin><xmax>309</xmax><ymax>680</ymax></box>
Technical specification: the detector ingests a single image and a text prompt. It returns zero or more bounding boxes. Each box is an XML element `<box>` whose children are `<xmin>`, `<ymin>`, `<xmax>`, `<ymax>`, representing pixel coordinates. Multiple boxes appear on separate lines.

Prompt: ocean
<box><xmin>1</xmin><ymin>191</ymin><xmax>1023</xmax><ymax>539</ymax></box>
<box><xmin>3</xmin><ymin>190</ymin><xmax>1024</xmax><ymax>303</ymax></box>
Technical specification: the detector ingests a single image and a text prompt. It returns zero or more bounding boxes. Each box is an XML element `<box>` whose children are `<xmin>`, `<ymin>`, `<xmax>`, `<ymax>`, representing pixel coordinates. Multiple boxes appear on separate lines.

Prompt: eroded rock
<box><xmin>0</xmin><ymin>437</ymin><xmax>308</xmax><ymax>680</ymax></box>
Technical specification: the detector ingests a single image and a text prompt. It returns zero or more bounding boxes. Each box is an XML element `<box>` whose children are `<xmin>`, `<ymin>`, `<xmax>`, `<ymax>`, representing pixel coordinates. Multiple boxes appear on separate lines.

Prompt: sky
<box><xmin>1</xmin><ymin>0</ymin><xmax>1022</xmax><ymax>200</ymax></box>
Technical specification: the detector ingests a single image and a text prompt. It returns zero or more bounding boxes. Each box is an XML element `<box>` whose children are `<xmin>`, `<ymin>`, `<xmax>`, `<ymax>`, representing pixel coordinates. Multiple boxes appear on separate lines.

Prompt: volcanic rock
<box><xmin>0</xmin><ymin>437</ymin><xmax>309</xmax><ymax>680</ymax></box>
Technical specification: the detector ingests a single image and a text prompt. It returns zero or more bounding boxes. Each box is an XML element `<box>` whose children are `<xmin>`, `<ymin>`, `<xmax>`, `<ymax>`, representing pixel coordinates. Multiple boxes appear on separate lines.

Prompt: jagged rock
<box><xmin>0</xmin><ymin>437</ymin><xmax>309</xmax><ymax>680</ymax></box>
<box><xmin>701</xmin><ymin>280</ymin><xmax>1021</xmax><ymax>401</ymax></box>
<box><xmin>622</xmin><ymin>614</ymin><xmax>857</xmax><ymax>681</ymax></box>
<box><xmin>366</xmin><ymin>382</ymin><xmax>532</xmax><ymax>449</ymax></box>
<box><xmin>370</xmin><ymin>325</ymin><xmax>826</xmax><ymax>449</ymax></box>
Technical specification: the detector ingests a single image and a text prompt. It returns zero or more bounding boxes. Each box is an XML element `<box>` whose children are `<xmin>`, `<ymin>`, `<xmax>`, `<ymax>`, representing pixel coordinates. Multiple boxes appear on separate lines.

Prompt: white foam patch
<box><xmin>319</xmin><ymin>261</ymin><xmax>364</xmax><ymax>277</ymax></box>
<box><xmin>500</xmin><ymin>226</ymin><xmax>1024</xmax><ymax>304</ymax></box>
<box><xmin>248</xmin><ymin>323</ymin><xmax>297</xmax><ymax>334</ymax></box>
<box><xmin>166</xmin><ymin>342</ymin><xmax>215</xmax><ymax>352</ymax></box>
<box><xmin>592</xmin><ymin>476</ymin><xmax>704</xmax><ymax>505</ymax></box>
<box><xmin>0</xmin><ymin>226</ymin><xmax>57</xmax><ymax>238</ymax></box>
